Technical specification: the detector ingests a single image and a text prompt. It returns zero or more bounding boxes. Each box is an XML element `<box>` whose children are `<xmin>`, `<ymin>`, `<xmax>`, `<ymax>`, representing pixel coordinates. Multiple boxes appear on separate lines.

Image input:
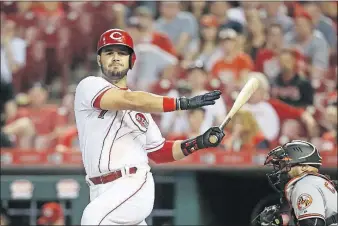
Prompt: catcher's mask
<box><xmin>264</xmin><ymin>140</ymin><xmax>322</xmax><ymax>193</ymax></box>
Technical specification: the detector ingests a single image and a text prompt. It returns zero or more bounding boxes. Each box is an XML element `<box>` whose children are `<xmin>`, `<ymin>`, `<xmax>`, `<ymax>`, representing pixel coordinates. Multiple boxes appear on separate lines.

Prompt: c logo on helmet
<box><xmin>110</xmin><ymin>32</ymin><xmax>123</xmax><ymax>41</ymax></box>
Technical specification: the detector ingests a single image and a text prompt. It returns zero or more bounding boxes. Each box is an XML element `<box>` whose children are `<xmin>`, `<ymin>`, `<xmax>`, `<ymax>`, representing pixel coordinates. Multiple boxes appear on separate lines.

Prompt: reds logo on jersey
<box><xmin>135</xmin><ymin>113</ymin><xmax>149</xmax><ymax>128</ymax></box>
<box><xmin>128</xmin><ymin>112</ymin><xmax>149</xmax><ymax>132</ymax></box>
<box><xmin>297</xmin><ymin>193</ymin><xmax>313</xmax><ymax>210</ymax></box>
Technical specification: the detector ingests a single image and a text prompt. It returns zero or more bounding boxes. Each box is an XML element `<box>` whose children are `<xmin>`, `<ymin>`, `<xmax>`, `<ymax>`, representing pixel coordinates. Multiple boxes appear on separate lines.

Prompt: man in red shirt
<box><xmin>255</xmin><ymin>23</ymin><xmax>284</xmax><ymax>82</ymax></box>
<box><xmin>211</xmin><ymin>28</ymin><xmax>254</xmax><ymax>97</ymax></box>
<box><xmin>133</xmin><ymin>6</ymin><xmax>177</xmax><ymax>57</ymax></box>
<box><xmin>9</xmin><ymin>84</ymin><xmax>62</xmax><ymax>150</ymax></box>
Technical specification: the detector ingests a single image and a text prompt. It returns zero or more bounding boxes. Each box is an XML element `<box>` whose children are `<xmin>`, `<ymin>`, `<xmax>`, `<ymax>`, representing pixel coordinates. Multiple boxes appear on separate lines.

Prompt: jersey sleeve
<box><xmin>74</xmin><ymin>76</ymin><xmax>111</xmax><ymax>110</ymax></box>
<box><xmin>291</xmin><ymin>184</ymin><xmax>325</xmax><ymax>221</ymax></box>
<box><xmin>145</xmin><ymin>115</ymin><xmax>165</xmax><ymax>153</ymax></box>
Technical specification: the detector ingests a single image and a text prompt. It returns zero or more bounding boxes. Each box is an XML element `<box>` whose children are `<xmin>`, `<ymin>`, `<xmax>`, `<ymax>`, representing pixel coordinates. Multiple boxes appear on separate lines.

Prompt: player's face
<box><xmin>98</xmin><ymin>46</ymin><xmax>130</xmax><ymax>82</ymax></box>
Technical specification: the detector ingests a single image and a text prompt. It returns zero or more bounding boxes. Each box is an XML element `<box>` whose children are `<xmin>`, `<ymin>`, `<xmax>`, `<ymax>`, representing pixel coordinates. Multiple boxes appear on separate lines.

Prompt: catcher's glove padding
<box><xmin>181</xmin><ymin>127</ymin><xmax>225</xmax><ymax>156</ymax></box>
<box><xmin>177</xmin><ymin>90</ymin><xmax>221</xmax><ymax>110</ymax></box>
<box><xmin>259</xmin><ymin>205</ymin><xmax>283</xmax><ymax>226</ymax></box>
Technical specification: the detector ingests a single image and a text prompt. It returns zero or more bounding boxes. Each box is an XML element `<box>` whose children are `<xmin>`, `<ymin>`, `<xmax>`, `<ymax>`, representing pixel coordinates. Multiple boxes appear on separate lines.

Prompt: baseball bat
<box><xmin>209</xmin><ymin>77</ymin><xmax>260</xmax><ymax>144</ymax></box>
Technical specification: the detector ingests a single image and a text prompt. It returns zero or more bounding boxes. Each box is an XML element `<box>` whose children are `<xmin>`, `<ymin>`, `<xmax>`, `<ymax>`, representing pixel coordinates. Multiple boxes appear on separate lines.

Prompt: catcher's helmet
<box><xmin>264</xmin><ymin>140</ymin><xmax>322</xmax><ymax>192</ymax></box>
<box><xmin>97</xmin><ymin>29</ymin><xmax>136</xmax><ymax>69</ymax></box>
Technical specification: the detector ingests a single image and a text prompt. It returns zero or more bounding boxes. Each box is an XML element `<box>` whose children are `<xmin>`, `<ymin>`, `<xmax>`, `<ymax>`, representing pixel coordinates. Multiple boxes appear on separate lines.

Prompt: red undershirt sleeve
<box><xmin>147</xmin><ymin>140</ymin><xmax>176</xmax><ymax>163</ymax></box>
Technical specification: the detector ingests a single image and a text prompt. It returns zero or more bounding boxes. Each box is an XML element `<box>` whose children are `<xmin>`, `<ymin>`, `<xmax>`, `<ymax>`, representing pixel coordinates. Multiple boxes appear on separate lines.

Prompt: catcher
<box><xmin>255</xmin><ymin>140</ymin><xmax>337</xmax><ymax>226</ymax></box>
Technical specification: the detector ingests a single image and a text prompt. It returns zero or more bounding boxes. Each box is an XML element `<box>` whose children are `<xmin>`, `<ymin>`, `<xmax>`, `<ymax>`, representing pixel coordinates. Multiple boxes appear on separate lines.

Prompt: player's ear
<box><xmin>97</xmin><ymin>55</ymin><xmax>101</xmax><ymax>67</ymax></box>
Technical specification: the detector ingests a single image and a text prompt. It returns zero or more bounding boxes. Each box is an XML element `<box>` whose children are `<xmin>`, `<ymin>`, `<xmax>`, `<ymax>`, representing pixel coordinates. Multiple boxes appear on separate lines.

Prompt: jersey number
<box><xmin>324</xmin><ymin>181</ymin><xmax>336</xmax><ymax>194</ymax></box>
<box><xmin>98</xmin><ymin>110</ymin><xmax>108</xmax><ymax>119</ymax></box>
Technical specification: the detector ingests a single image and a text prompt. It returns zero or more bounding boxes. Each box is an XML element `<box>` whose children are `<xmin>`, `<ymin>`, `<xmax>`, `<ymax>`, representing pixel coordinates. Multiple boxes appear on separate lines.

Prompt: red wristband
<box><xmin>163</xmin><ymin>97</ymin><xmax>176</xmax><ymax>112</ymax></box>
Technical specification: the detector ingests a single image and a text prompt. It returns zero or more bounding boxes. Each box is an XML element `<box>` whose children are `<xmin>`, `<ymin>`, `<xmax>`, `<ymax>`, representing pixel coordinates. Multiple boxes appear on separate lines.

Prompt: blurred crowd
<box><xmin>0</xmin><ymin>1</ymin><xmax>337</xmax><ymax>154</ymax></box>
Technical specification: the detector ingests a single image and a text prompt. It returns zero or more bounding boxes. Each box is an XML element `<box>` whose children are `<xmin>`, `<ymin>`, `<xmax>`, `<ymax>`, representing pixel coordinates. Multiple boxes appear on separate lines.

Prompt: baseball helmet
<box><xmin>97</xmin><ymin>29</ymin><xmax>136</xmax><ymax>69</ymax></box>
<box><xmin>264</xmin><ymin>140</ymin><xmax>322</xmax><ymax>192</ymax></box>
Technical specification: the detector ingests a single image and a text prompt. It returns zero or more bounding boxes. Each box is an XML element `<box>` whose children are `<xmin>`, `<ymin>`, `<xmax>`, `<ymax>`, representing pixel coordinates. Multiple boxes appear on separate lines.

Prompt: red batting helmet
<box><xmin>97</xmin><ymin>29</ymin><xmax>136</xmax><ymax>69</ymax></box>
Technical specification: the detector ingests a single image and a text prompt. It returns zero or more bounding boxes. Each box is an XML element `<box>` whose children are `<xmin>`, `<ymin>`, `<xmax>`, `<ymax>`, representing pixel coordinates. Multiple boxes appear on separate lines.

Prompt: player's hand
<box><xmin>177</xmin><ymin>90</ymin><xmax>221</xmax><ymax>110</ymax></box>
<box><xmin>201</xmin><ymin>127</ymin><xmax>225</xmax><ymax>148</ymax></box>
<box><xmin>259</xmin><ymin>205</ymin><xmax>282</xmax><ymax>226</ymax></box>
<box><xmin>181</xmin><ymin>127</ymin><xmax>225</xmax><ymax>156</ymax></box>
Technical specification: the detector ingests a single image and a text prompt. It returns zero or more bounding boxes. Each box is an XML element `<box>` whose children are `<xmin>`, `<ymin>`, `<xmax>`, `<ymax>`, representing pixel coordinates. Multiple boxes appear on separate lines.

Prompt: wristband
<box><xmin>163</xmin><ymin>97</ymin><xmax>176</xmax><ymax>112</ymax></box>
<box><xmin>180</xmin><ymin>135</ymin><xmax>204</xmax><ymax>156</ymax></box>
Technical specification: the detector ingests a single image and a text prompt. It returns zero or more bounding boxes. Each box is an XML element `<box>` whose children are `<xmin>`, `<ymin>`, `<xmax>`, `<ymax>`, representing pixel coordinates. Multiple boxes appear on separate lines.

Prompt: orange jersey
<box><xmin>211</xmin><ymin>53</ymin><xmax>254</xmax><ymax>82</ymax></box>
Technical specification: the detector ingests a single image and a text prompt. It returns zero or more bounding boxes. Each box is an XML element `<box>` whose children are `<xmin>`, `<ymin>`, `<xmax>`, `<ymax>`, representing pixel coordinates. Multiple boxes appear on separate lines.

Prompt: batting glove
<box><xmin>177</xmin><ymin>90</ymin><xmax>221</xmax><ymax>110</ymax></box>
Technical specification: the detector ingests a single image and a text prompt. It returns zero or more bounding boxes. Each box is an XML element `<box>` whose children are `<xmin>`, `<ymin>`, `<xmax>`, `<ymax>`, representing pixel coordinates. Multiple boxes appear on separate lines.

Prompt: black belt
<box><xmin>326</xmin><ymin>213</ymin><xmax>338</xmax><ymax>225</ymax></box>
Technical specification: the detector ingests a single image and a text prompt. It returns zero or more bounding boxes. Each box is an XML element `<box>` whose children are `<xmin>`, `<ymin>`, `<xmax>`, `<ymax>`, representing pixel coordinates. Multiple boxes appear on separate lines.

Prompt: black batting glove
<box><xmin>181</xmin><ymin>127</ymin><xmax>225</xmax><ymax>156</ymax></box>
<box><xmin>176</xmin><ymin>90</ymin><xmax>222</xmax><ymax>110</ymax></box>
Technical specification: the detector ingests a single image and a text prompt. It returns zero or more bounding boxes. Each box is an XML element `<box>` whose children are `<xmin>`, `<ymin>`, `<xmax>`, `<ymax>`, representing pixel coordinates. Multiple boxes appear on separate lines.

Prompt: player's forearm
<box><xmin>172</xmin><ymin>140</ymin><xmax>185</xmax><ymax>160</ymax></box>
<box><xmin>124</xmin><ymin>91</ymin><xmax>176</xmax><ymax>113</ymax></box>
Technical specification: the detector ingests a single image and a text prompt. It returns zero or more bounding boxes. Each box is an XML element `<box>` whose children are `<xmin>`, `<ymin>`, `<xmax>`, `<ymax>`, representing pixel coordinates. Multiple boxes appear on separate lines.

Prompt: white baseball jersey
<box><xmin>285</xmin><ymin>173</ymin><xmax>337</xmax><ymax>224</ymax></box>
<box><xmin>74</xmin><ymin>76</ymin><xmax>165</xmax><ymax>177</ymax></box>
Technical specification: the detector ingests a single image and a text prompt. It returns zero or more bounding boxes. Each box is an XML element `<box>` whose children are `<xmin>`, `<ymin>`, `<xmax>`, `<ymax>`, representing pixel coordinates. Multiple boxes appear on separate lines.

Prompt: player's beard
<box><xmin>100</xmin><ymin>64</ymin><xmax>129</xmax><ymax>84</ymax></box>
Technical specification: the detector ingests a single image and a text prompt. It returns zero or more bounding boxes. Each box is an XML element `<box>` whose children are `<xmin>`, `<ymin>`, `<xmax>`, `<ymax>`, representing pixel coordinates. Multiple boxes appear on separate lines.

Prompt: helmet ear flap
<box><xmin>129</xmin><ymin>53</ymin><xmax>136</xmax><ymax>69</ymax></box>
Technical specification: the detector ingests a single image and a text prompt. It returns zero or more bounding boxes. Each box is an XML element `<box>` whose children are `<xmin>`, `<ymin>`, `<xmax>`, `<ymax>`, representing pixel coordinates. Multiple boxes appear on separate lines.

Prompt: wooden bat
<box><xmin>209</xmin><ymin>77</ymin><xmax>260</xmax><ymax>144</ymax></box>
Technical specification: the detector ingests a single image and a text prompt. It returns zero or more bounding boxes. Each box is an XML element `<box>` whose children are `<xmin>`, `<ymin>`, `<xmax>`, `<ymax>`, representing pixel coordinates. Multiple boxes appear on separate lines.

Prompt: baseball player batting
<box><xmin>74</xmin><ymin>29</ymin><xmax>225</xmax><ymax>225</ymax></box>
<box><xmin>253</xmin><ymin>140</ymin><xmax>337</xmax><ymax>226</ymax></box>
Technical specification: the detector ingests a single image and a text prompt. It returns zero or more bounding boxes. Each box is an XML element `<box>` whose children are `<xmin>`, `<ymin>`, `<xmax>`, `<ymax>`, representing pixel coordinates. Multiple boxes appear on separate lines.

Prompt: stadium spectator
<box><xmin>284</xmin><ymin>11</ymin><xmax>329</xmax><ymax>82</ymax></box>
<box><xmin>271</xmin><ymin>49</ymin><xmax>314</xmax><ymax>107</ymax></box>
<box><xmin>279</xmin><ymin>119</ymin><xmax>306</xmax><ymax>145</ymax></box>
<box><xmin>301</xmin><ymin>1</ymin><xmax>337</xmax><ymax>53</ymax></box>
<box><xmin>262</xmin><ymin>2</ymin><xmax>294</xmax><ymax>33</ymax></box>
<box><xmin>186</xmin><ymin>14</ymin><xmax>219</xmax><ymax>67</ymax></box>
<box><xmin>319</xmin><ymin>2</ymin><xmax>337</xmax><ymax>31</ymax></box>
<box><xmin>161</xmin><ymin>62</ymin><xmax>226</xmax><ymax>136</ymax></box>
<box><xmin>155</xmin><ymin>2</ymin><xmax>199</xmax><ymax>57</ymax></box>
<box><xmin>243</xmin><ymin>72</ymin><xmax>318</xmax><ymax>144</ymax></box>
<box><xmin>188</xmin><ymin>1</ymin><xmax>208</xmax><ymax>21</ymax></box>
<box><xmin>320</xmin><ymin>102</ymin><xmax>337</xmax><ymax>152</ymax></box>
<box><xmin>9</xmin><ymin>83</ymin><xmax>62</xmax><ymax>150</ymax></box>
<box><xmin>112</xmin><ymin>3</ymin><xmax>128</xmax><ymax>30</ymax></box>
<box><xmin>0</xmin><ymin>78</ymin><xmax>37</xmax><ymax>149</ymax></box>
<box><xmin>55</xmin><ymin>91</ymin><xmax>79</xmax><ymax>152</ymax></box>
<box><xmin>255</xmin><ymin>23</ymin><xmax>284</xmax><ymax>82</ymax></box>
<box><xmin>244</xmin><ymin>9</ymin><xmax>266</xmax><ymax>61</ymax></box>
<box><xmin>209</xmin><ymin>1</ymin><xmax>239</xmax><ymax>30</ymax></box>
<box><xmin>166</xmin><ymin>108</ymin><xmax>206</xmax><ymax>141</ymax></box>
<box><xmin>37</xmin><ymin>202</ymin><xmax>64</xmax><ymax>226</ymax></box>
<box><xmin>1</xmin><ymin>17</ymin><xmax>27</xmax><ymax>87</ymax></box>
<box><xmin>126</xmin><ymin>18</ymin><xmax>178</xmax><ymax>92</ymax></box>
<box><xmin>133</xmin><ymin>6</ymin><xmax>177</xmax><ymax>56</ymax></box>
<box><xmin>221</xmin><ymin>110</ymin><xmax>269</xmax><ymax>152</ymax></box>
<box><xmin>211</xmin><ymin>29</ymin><xmax>254</xmax><ymax>96</ymax></box>
<box><xmin>1</xmin><ymin>78</ymin><xmax>16</xmax><ymax>148</ymax></box>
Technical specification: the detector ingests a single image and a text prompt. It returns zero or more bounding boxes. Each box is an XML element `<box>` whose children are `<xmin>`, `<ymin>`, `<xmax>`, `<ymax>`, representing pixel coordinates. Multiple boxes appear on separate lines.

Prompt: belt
<box><xmin>89</xmin><ymin>167</ymin><xmax>138</xmax><ymax>185</ymax></box>
<box><xmin>327</xmin><ymin>213</ymin><xmax>338</xmax><ymax>225</ymax></box>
